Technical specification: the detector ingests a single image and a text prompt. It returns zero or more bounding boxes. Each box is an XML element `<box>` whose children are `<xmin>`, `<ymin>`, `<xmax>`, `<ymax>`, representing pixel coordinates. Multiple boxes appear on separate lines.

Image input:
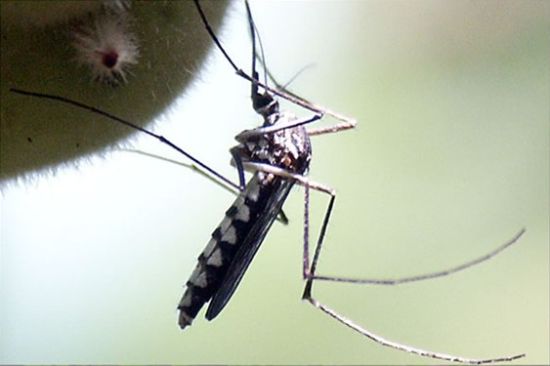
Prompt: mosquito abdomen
<box><xmin>177</xmin><ymin>178</ymin><xmax>264</xmax><ymax>329</ymax></box>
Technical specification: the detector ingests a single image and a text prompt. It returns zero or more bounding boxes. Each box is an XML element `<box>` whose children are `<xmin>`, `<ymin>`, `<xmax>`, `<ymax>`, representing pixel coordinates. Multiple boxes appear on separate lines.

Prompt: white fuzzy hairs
<box><xmin>70</xmin><ymin>1</ymin><xmax>138</xmax><ymax>84</ymax></box>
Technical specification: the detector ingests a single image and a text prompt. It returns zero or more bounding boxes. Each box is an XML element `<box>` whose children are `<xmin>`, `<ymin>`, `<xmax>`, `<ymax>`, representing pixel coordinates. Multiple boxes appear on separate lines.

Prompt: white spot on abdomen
<box><xmin>247</xmin><ymin>182</ymin><xmax>260</xmax><ymax>202</ymax></box>
<box><xmin>235</xmin><ymin>204</ymin><xmax>250</xmax><ymax>222</ymax></box>
<box><xmin>206</xmin><ymin>248</ymin><xmax>223</xmax><ymax>267</ymax></box>
<box><xmin>221</xmin><ymin>225</ymin><xmax>237</xmax><ymax>244</ymax></box>
<box><xmin>179</xmin><ymin>291</ymin><xmax>192</xmax><ymax>307</ymax></box>
<box><xmin>202</xmin><ymin>238</ymin><xmax>217</xmax><ymax>258</ymax></box>
<box><xmin>188</xmin><ymin>265</ymin><xmax>208</xmax><ymax>288</ymax></box>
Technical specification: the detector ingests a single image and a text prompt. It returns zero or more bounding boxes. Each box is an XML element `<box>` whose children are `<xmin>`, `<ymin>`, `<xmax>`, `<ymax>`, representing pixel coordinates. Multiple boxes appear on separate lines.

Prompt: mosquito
<box><xmin>10</xmin><ymin>0</ymin><xmax>525</xmax><ymax>363</ymax></box>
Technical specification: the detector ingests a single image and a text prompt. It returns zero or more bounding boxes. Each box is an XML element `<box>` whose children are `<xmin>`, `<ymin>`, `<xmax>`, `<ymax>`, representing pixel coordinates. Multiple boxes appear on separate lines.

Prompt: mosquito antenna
<box><xmin>280</xmin><ymin>63</ymin><xmax>316</xmax><ymax>90</ymax></box>
<box><xmin>192</xmin><ymin>0</ymin><xmax>356</xmax><ymax>128</ymax></box>
<box><xmin>9</xmin><ymin>88</ymin><xmax>240</xmax><ymax>192</ymax></box>
<box><xmin>259</xmin><ymin>60</ymin><xmax>316</xmax><ymax>91</ymax></box>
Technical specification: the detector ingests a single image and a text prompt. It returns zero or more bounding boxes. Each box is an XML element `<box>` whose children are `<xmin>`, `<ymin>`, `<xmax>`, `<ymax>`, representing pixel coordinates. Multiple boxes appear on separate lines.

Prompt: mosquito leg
<box><xmin>244</xmin><ymin>160</ymin><xmax>525</xmax><ymax>285</ymax></box>
<box><xmin>265</xmin><ymin>67</ymin><xmax>356</xmax><ymax>137</ymax></box>
<box><xmin>298</xmin><ymin>175</ymin><xmax>524</xmax><ymax>286</ymax></box>
<box><xmin>236</xmin><ymin>113</ymin><xmax>323</xmax><ymax>141</ymax></box>
<box><xmin>304</xmin><ymin>294</ymin><xmax>525</xmax><ymax>364</ymax></box>
<box><xmin>258</xmin><ymin>63</ymin><xmax>357</xmax><ymax>136</ymax></box>
<box><xmin>303</xmin><ymin>184</ymin><xmax>311</xmax><ymax>277</ymax></box>
<box><xmin>254</xmin><ymin>60</ymin><xmax>357</xmax><ymax>137</ymax></box>
<box><xmin>260</xmin><ymin>151</ymin><xmax>525</xmax><ymax>286</ymax></box>
<box><xmin>301</xmin><ymin>183</ymin><xmax>337</xmax><ymax>280</ymax></box>
<box><xmin>229</xmin><ymin>146</ymin><xmax>248</xmax><ymax>190</ymax></box>
<box><xmin>239</xmin><ymin>68</ymin><xmax>357</xmax><ymax>130</ymax></box>
<box><xmin>246</xmin><ymin>164</ymin><xmax>525</xmax><ymax>288</ymax></box>
<box><xmin>246</xmin><ymin>0</ymin><xmax>355</xmax><ymax>136</ymax></box>
<box><xmin>10</xmin><ymin>89</ymin><xmax>297</xmax><ymax>226</ymax></box>
<box><xmin>120</xmin><ymin>148</ymin><xmax>240</xmax><ymax>196</ymax></box>
<box><xmin>251</xmin><ymin>159</ymin><xmax>527</xmax><ymax>363</ymax></box>
<box><xmin>300</xmin><ymin>176</ymin><xmax>524</xmax><ymax>286</ymax></box>
<box><xmin>312</xmin><ymin>228</ymin><xmax>525</xmax><ymax>285</ymax></box>
<box><xmin>296</xmin><ymin>175</ymin><xmax>526</xmax><ymax>364</ymax></box>
<box><xmin>242</xmin><ymin>162</ymin><xmax>334</xmax><ymax>195</ymax></box>
<box><xmin>241</xmin><ymin>160</ymin><xmax>526</xmax><ymax>364</ymax></box>
<box><xmin>10</xmin><ymin>88</ymin><xmax>240</xmax><ymax>193</ymax></box>
<box><xmin>194</xmin><ymin>0</ymin><xmax>355</xmax><ymax>135</ymax></box>
<box><xmin>193</xmin><ymin>0</ymin><xmax>356</xmax><ymax>129</ymax></box>
<box><xmin>240</xmin><ymin>161</ymin><xmax>334</xmax><ymax>277</ymax></box>
<box><xmin>306</xmin><ymin>121</ymin><xmax>357</xmax><ymax>137</ymax></box>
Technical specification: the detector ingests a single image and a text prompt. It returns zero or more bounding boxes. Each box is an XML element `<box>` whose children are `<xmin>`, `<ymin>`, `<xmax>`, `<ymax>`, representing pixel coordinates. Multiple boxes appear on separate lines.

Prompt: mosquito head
<box><xmin>253</xmin><ymin>90</ymin><xmax>279</xmax><ymax>122</ymax></box>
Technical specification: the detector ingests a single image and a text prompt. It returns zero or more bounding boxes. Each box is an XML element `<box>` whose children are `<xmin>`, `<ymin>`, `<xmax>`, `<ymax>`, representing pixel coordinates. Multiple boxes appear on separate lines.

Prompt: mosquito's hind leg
<box><xmin>302</xmin><ymin>288</ymin><xmax>525</xmax><ymax>364</ymax></box>
<box><xmin>242</xmin><ymin>160</ymin><xmax>524</xmax><ymax>288</ymax></box>
<box><xmin>252</xmin><ymin>162</ymin><xmax>525</xmax><ymax>285</ymax></box>
<box><xmin>244</xmin><ymin>160</ymin><xmax>527</xmax><ymax>363</ymax></box>
<box><xmin>296</xmin><ymin>177</ymin><xmax>525</xmax><ymax>363</ymax></box>
<box><xmin>310</xmin><ymin>228</ymin><xmax>525</xmax><ymax>286</ymax></box>
<box><xmin>302</xmin><ymin>274</ymin><xmax>525</xmax><ymax>364</ymax></box>
<box><xmin>242</xmin><ymin>158</ymin><xmax>525</xmax><ymax>364</ymax></box>
<box><xmin>239</xmin><ymin>161</ymin><xmax>333</xmax><ymax>279</ymax></box>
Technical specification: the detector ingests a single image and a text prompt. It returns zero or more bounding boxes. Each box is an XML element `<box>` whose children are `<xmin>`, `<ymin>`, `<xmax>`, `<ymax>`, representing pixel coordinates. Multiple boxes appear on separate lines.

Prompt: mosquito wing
<box><xmin>205</xmin><ymin>177</ymin><xmax>295</xmax><ymax>320</ymax></box>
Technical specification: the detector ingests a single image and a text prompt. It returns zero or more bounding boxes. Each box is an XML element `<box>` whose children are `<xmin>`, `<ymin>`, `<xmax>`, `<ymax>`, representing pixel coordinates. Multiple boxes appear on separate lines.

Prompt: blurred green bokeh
<box><xmin>1</xmin><ymin>1</ymin><xmax>548</xmax><ymax>364</ymax></box>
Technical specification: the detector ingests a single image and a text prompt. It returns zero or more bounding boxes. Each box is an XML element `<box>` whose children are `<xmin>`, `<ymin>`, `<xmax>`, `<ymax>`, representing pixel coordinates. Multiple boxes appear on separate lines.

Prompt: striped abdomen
<box><xmin>177</xmin><ymin>173</ymin><xmax>293</xmax><ymax>328</ymax></box>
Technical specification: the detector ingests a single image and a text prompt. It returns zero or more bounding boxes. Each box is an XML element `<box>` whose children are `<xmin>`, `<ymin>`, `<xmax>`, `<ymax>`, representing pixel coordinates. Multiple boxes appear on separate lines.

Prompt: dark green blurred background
<box><xmin>1</xmin><ymin>1</ymin><xmax>548</xmax><ymax>364</ymax></box>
